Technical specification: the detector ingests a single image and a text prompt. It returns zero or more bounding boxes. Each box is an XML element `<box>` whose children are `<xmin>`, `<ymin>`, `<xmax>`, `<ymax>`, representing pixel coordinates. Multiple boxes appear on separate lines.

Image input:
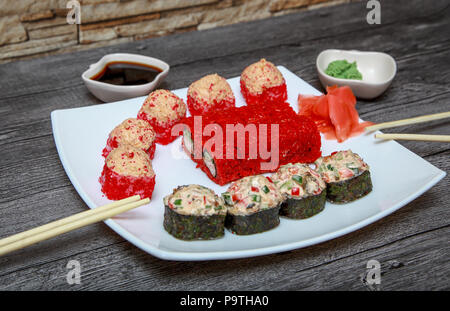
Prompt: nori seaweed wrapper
<box><xmin>225</xmin><ymin>205</ymin><xmax>281</xmax><ymax>235</ymax></box>
<box><xmin>163</xmin><ymin>205</ymin><xmax>226</xmax><ymax>241</ymax></box>
<box><xmin>326</xmin><ymin>170</ymin><xmax>372</xmax><ymax>203</ymax></box>
<box><xmin>280</xmin><ymin>190</ymin><xmax>326</xmax><ymax>219</ymax></box>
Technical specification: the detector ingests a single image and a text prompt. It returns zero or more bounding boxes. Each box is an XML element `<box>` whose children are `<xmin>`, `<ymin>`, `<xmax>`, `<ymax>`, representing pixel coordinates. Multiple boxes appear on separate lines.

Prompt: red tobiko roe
<box><xmin>187</xmin><ymin>74</ymin><xmax>236</xmax><ymax>116</ymax></box>
<box><xmin>240</xmin><ymin>79</ymin><xmax>287</xmax><ymax>107</ymax></box>
<box><xmin>240</xmin><ymin>58</ymin><xmax>287</xmax><ymax>107</ymax></box>
<box><xmin>137</xmin><ymin>89</ymin><xmax>187</xmax><ymax>145</ymax></box>
<box><xmin>102</xmin><ymin>118</ymin><xmax>157</xmax><ymax>158</ymax></box>
<box><xmin>99</xmin><ymin>164</ymin><xmax>155</xmax><ymax>200</ymax></box>
<box><xmin>137</xmin><ymin>111</ymin><xmax>185</xmax><ymax>145</ymax></box>
<box><xmin>187</xmin><ymin>94</ymin><xmax>235</xmax><ymax>116</ymax></box>
<box><xmin>102</xmin><ymin>136</ymin><xmax>156</xmax><ymax>159</ymax></box>
<box><xmin>99</xmin><ymin>145</ymin><xmax>156</xmax><ymax>200</ymax></box>
<box><xmin>182</xmin><ymin>102</ymin><xmax>321</xmax><ymax>185</ymax></box>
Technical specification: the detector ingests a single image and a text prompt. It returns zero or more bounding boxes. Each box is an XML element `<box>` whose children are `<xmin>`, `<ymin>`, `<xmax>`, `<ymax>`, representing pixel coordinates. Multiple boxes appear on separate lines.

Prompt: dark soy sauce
<box><xmin>91</xmin><ymin>61</ymin><xmax>163</xmax><ymax>85</ymax></box>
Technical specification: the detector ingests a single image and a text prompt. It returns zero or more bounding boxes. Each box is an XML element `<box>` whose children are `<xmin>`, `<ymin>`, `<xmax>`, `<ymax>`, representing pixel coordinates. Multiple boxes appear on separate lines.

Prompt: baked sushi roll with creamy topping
<box><xmin>99</xmin><ymin>144</ymin><xmax>156</xmax><ymax>200</ymax></box>
<box><xmin>240</xmin><ymin>58</ymin><xmax>287</xmax><ymax>106</ymax></box>
<box><xmin>271</xmin><ymin>163</ymin><xmax>326</xmax><ymax>219</ymax></box>
<box><xmin>137</xmin><ymin>89</ymin><xmax>187</xmax><ymax>145</ymax></box>
<box><xmin>315</xmin><ymin>150</ymin><xmax>372</xmax><ymax>203</ymax></box>
<box><xmin>163</xmin><ymin>185</ymin><xmax>226</xmax><ymax>240</ymax></box>
<box><xmin>222</xmin><ymin>175</ymin><xmax>283</xmax><ymax>235</ymax></box>
<box><xmin>102</xmin><ymin>118</ymin><xmax>156</xmax><ymax>159</ymax></box>
<box><xmin>187</xmin><ymin>73</ymin><xmax>235</xmax><ymax>116</ymax></box>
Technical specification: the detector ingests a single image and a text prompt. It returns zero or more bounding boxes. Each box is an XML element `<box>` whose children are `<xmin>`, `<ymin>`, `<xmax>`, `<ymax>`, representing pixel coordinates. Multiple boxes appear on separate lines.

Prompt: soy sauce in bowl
<box><xmin>90</xmin><ymin>61</ymin><xmax>163</xmax><ymax>86</ymax></box>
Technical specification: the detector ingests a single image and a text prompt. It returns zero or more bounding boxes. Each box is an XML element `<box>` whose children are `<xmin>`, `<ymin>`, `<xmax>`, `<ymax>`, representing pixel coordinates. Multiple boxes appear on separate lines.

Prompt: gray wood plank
<box><xmin>1</xmin><ymin>33</ymin><xmax>449</xmax><ymax>158</ymax></box>
<box><xmin>0</xmin><ymin>0</ymin><xmax>447</xmax><ymax>98</ymax></box>
<box><xmin>1</xmin><ymin>206</ymin><xmax>447</xmax><ymax>290</ymax></box>
<box><xmin>1</xmin><ymin>2</ymin><xmax>449</xmax><ymax>130</ymax></box>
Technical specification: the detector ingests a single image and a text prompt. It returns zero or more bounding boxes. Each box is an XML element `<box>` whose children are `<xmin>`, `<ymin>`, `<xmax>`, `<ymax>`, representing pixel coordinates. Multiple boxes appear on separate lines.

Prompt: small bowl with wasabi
<box><xmin>316</xmin><ymin>49</ymin><xmax>397</xmax><ymax>99</ymax></box>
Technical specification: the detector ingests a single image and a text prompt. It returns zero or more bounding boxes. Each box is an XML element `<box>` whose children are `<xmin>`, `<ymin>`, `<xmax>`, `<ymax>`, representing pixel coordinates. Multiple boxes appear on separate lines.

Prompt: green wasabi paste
<box><xmin>325</xmin><ymin>60</ymin><xmax>363</xmax><ymax>80</ymax></box>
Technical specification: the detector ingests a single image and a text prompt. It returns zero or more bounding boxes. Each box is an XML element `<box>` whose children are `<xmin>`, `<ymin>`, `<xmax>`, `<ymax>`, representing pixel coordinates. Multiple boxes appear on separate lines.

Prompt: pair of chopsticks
<box><xmin>366</xmin><ymin>111</ymin><xmax>450</xmax><ymax>142</ymax></box>
<box><xmin>0</xmin><ymin>195</ymin><xmax>149</xmax><ymax>256</ymax></box>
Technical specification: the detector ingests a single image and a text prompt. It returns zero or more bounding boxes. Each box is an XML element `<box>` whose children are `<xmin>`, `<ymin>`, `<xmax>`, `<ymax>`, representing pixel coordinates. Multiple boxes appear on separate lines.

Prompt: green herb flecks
<box><xmin>280</xmin><ymin>180</ymin><xmax>293</xmax><ymax>190</ymax></box>
<box><xmin>346</xmin><ymin>163</ymin><xmax>359</xmax><ymax>175</ymax></box>
<box><xmin>326</xmin><ymin>170</ymin><xmax>372</xmax><ymax>203</ymax></box>
<box><xmin>251</xmin><ymin>194</ymin><xmax>261</xmax><ymax>202</ymax></box>
<box><xmin>222</xmin><ymin>193</ymin><xmax>233</xmax><ymax>205</ymax></box>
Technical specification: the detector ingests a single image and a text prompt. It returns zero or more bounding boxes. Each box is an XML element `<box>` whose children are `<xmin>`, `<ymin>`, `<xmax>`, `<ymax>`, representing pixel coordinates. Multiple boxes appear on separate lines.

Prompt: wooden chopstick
<box><xmin>366</xmin><ymin>111</ymin><xmax>450</xmax><ymax>132</ymax></box>
<box><xmin>0</xmin><ymin>196</ymin><xmax>149</xmax><ymax>256</ymax></box>
<box><xmin>0</xmin><ymin>195</ymin><xmax>140</xmax><ymax>248</ymax></box>
<box><xmin>375</xmin><ymin>133</ymin><xmax>450</xmax><ymax>142</ymax></box>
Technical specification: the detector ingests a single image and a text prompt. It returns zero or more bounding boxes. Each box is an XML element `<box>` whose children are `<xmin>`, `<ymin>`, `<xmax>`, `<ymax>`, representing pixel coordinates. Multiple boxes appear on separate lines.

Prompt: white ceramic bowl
<box><xmin>316</xmin><ymin>49</ymin><xmax>396</xmax><ymax>99</ymax></box>
<box><xmin>81</xmin><ymin>53</ymin><xmax>169</xmax><ymax>102</ymax></box>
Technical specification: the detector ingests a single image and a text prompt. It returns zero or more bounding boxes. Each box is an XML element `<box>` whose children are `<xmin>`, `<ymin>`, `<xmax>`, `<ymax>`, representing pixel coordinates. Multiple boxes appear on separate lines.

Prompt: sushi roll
<box><xmin>240</xmin><ymin>58</ymin><xmax>287</xmax><ymax>106</ymax></box>
<box><xmin>222</xmin><ymin>175</ymin><xmax>283</xmax><ymax>235</ymax></box>
<box><xmin>315</xmin><ymin>150</ymin><xmax>372</xmax><ymax>203</ymax></box>
<box><xmin>163</xmin><ymin>185</ymin><xmax>226</xmax><ymax>240</ymax></box>
<box><xmin>137</xmin><ymin>89</ymin><xmax>187</xmax><ymax>145</ymax></box>
<box><xmin>271</xmin><ymin>163</ymin><xmax>326</xmax><ymax>219</ymax></box>
<box><xmin>182</xmin><ymin>104</ymin><xmax>322</xmax><ymax>185</ymax></box>
<box><xmin>99</xmin><ymin>144</ymin><xmax>156</xmax><ymax>200</ymax></box>
<box><xmin>187</xmin><ymin>73</ymin><xmax>235</xmax><ymax>116</ymax></box>
<box><xmin>102</xmin><ymin>118</ymin><xmax>156</xmax><ymax>159</ymax></box>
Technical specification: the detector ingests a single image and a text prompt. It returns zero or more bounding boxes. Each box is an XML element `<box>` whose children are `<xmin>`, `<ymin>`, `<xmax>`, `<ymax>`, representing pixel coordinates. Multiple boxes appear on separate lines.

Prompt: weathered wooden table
<box><xmin>0</xmin><ymin>0</ymin><xmax>448</xmax><ymax>290</ymax></box>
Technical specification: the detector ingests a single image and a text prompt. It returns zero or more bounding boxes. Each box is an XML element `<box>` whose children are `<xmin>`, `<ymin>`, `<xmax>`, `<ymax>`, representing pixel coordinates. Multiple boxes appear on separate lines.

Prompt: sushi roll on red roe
<box><xmin>163</xmin><ymin>185</ymin><xmax>226</xmax><ymax>240</ymax></box>
<box><xmin>99</xmin><ymin>144</ymin><xmax>156</xmax><ymax>200</ymax></box>
<box><xmin>315</xmin><ymin>150</ymin><xmax>372</xmax><ymax>203</ymax></box>
<box><xmin>137</xmin><ymin>89</ymin><xmax>187</xmax><ymax>145</ymax></box>
<box><xmin>240</xmin><ymin>58</ymin><xmax>287</xmax><ymax>106</ymax></box>
<box><xmin>187</xmin><ymin>73</ymin><xmax>235</xmax><ymax>116</ymax></box>
<box><xmin>271</xmin><ymin>163</ymin><xmax>326</xmax><ymax>219</ymax></box>
<box><xmin>222</xmin><ymin>175</ymin><xmax>283</xmax><ymax>235</ymax></box>
<box><xmin>102</xmin><ymin>118</ymin><xmax>156</xmax><ymax>159</ymax></box>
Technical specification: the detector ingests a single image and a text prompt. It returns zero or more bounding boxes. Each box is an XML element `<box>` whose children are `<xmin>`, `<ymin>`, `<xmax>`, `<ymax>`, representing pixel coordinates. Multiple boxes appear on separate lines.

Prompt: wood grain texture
<box><xmin>0</xmin><ymin>0</ymin><xmax>448</xmax><ymax>290</ymax></box>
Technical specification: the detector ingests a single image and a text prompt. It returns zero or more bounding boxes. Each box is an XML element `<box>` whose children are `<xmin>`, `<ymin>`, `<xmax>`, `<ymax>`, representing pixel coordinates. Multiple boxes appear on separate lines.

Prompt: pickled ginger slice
<box><xmin>298</xmin><ymin>86</ymin><xmax>374</xmax><ymax>142</ymax></box>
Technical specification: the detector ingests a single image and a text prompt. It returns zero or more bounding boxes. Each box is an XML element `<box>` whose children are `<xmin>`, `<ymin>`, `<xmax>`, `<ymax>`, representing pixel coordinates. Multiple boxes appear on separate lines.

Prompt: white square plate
<box><xmin>51</xmin><ymin>66</ymin><xmax>445</xmax><ymax>261</ymax></box>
